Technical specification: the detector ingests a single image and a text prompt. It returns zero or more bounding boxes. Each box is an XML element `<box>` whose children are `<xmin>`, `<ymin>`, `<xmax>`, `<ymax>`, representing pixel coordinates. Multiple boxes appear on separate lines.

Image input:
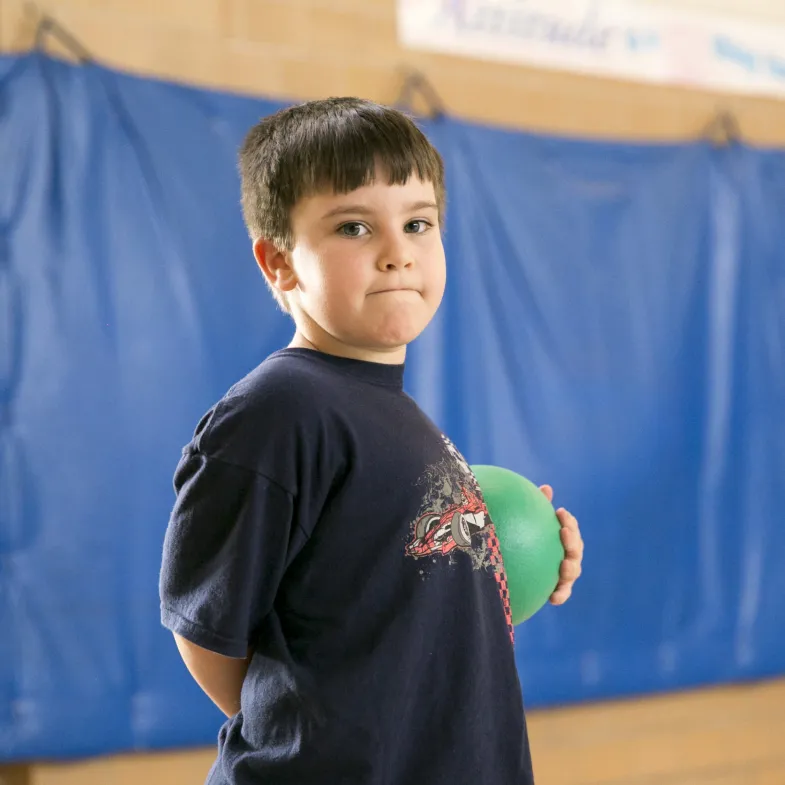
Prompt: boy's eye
<box><xmin>338</xmin><ymin>220</ymin><xmax>433</xmax><ymax>237</ymax></box>
<box><xmin>405</xmin><ymin>220</ymin><xmax>431</xmax><ymax>234</ymax></box>
<box><xmin>339</xmin><ymin>222</ymin><xmax>368</xmax><ymax>238</ymax></box>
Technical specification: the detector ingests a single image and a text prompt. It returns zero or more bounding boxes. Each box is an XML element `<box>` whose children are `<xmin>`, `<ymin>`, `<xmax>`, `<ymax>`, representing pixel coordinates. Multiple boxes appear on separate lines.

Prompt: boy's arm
<box><xmin>173</xmin><ymin>633</ymin><xmax>253</xmax><ymax>718</ymax></box>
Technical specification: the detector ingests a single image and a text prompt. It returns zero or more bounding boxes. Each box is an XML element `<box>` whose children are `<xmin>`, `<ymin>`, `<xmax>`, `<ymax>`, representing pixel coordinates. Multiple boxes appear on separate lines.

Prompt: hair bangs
<box><xmin>292</xmin><ymin>107</ymin><xmax>443</xmax><ymax>204</ymax></box>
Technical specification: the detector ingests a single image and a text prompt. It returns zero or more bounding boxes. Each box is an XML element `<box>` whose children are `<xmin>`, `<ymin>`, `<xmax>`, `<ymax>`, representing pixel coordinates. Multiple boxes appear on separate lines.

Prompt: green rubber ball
<box><xmin>472</xmin><ymin>465</ymin><xmax>564</xmax><ymax>625</ymax></box>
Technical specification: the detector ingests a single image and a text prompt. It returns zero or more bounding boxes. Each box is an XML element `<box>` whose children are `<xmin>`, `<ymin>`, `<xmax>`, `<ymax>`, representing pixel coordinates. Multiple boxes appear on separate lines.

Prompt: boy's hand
<box><xmin>539</xmin><ymin>485</ymin><xmax>583</xmax><ymax>605</ymax></box>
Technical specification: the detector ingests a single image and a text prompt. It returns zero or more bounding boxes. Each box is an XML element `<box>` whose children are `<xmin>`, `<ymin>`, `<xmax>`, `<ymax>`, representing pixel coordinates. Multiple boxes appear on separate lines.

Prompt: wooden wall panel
<box><xmin>2</xmin><ymin>0</ymin><xmax>784</xmax><ymax>143</ymax></box>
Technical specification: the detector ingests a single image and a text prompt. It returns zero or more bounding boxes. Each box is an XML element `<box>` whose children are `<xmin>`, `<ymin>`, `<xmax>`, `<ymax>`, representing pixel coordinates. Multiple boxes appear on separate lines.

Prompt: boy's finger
<box><xmin>549</xmin><ymin>585</ymin><xmax>573</xmax><ymax>605</ymax></box>
<box><xmin>560</xmin><ymin>527</ymin><xmax>584</xmax><ymax>559</ymax></box>
<box><xmin>560</xmin><ymin>558</ymin><xmax>582</xmax><ymax>582</ymax></box>
<box><xmin>556</xmin><ymin>508</ymin><xmax>580</xmax><ymax>532</ymax></box>
<box><xmin>539</xmin><ymin>484</ymin><xmax>554</xmax><ymax>503</ymax></box>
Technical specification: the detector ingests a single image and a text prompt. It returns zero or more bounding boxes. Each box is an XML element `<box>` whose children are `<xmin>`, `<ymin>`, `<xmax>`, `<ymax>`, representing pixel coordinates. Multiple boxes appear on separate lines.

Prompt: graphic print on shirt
<box><xmin>405</xmin><ymin>436</ymin><xmax>515</xmax><ymax>642</ymax></box>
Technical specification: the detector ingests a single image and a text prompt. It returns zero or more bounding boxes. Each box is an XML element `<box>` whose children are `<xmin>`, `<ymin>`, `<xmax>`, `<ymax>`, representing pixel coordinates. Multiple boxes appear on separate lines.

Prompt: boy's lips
<box><xmin>369</xmin><ymin>287</ymin><xmax>420</xmax><ymax>295</ymax></box>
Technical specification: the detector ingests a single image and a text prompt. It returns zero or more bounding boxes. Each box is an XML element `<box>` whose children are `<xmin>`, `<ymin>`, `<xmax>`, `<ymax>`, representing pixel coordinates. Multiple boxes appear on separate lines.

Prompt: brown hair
<box><xmin>238</xmin><ymin>97</ymin><xmax>446</xmax><ymax>311</ymax></box>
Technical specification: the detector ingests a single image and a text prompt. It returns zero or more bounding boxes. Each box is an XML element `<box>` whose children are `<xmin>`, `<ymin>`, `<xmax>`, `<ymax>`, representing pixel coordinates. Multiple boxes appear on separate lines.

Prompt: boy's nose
<box><xmin>379</xmin><ymin>257</ymin><xmax>414</xmax><ymax>272</ymax></box>
<box><xmin>377</xmin><ymin>238</ymin><xmax>414</xmax><ymax>271</ymax></box>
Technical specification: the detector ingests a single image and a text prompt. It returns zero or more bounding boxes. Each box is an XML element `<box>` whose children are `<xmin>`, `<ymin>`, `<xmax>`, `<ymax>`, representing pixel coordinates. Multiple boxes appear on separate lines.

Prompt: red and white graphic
<box><xmin>406</xmin><ymin>484</ymin><xmax>488</xmax><ymax>558</ymax></box>
<box><xmin>406</xmin><ymin>436</ymin><xmax>515</xmax><ymax>642</ymax></box>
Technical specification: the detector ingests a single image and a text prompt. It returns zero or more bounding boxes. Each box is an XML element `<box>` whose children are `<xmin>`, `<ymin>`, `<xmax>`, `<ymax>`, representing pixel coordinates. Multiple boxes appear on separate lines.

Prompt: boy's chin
<box><xmin>365</xmin><ymin>307</ymin><xmax>434</xmax><ymax>347</ymax></box>
<box><xmin>366</xmin><ymin>320</ymin><xmax>429</xmax><ymax>350</ymax></box>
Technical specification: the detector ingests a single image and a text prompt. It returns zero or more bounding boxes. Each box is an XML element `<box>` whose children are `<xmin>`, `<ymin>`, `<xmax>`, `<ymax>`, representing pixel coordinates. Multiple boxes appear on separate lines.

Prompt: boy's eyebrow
<box><xmin>321</xmin><ymin>201</ymin><xmax>439</xmax><ymax>220</ymax></box>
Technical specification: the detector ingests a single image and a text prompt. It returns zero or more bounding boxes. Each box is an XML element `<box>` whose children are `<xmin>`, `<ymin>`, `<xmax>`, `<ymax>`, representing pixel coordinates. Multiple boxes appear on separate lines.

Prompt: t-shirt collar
<box><xmin>275</xmin><ymin>348</ymin><xmax>405</xmax><ymax>389</ymax></box>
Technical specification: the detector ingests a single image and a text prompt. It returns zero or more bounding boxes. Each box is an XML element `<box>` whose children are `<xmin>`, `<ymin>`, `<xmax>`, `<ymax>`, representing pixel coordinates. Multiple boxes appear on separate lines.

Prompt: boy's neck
<box><xmin>288</xmin><ymin>330</ymin><xmax>406</xmax><ymax>366</ymax></box>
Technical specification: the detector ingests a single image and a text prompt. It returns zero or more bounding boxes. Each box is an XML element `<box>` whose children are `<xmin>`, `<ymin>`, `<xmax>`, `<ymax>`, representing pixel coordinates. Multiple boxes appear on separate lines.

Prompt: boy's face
<box><xmin>259</xmin><ymin>170</ymin><xmax>446</xmax><ymax>364</ymax></box>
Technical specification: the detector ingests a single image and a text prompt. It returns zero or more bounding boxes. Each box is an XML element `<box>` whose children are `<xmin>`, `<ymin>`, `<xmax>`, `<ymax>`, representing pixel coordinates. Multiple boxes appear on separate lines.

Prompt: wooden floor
<box><xmin>2</xmin><ymin>678</ymin><xmax>784</xmax><ymax>785</ymax></box>
<box><xmin>527</xmin><ymin>678</ymin><xmax>785</xmax><ymax>785</ymax></box>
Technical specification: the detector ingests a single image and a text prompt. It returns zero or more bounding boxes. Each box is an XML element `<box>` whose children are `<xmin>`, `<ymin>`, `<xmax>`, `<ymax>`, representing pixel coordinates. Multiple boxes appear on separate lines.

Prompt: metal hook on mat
<box><xmin>31</xmin><ymin>7</ymin><xmax>93</xmax><ymax>64</ymax></box>
<box><xmin>395</xmin><ymin>69</ymin><xmax>446</xmax><ymax>120</ymax></box>
<box><xmin>703</xmin><ymin>108</ymin><xmax>741</xmax><ymax>147</ymax></box>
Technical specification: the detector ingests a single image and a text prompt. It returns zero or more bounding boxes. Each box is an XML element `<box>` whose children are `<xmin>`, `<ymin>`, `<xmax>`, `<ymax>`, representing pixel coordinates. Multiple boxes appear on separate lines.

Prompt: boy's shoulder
<box><xmin>205</xmin><ymin>348</ymin><xmax>331</xmax><ymax>428</ymax></box>
<box><xmin>225</xmin><ymin>348</ymin><xmax>331</xmax><ymax>408</ymax></box>
<box><xmin>191</xmin><ymin>349</ymin><xmax>346</xmax><ymax>460</ymax></box>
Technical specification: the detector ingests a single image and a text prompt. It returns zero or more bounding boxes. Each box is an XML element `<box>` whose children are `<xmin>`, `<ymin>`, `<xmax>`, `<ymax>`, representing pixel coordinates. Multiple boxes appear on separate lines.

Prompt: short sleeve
<box><xmin>159</xmin><ymin>447</ymin><xmax>296</xmax><ymax>658</ymax></box>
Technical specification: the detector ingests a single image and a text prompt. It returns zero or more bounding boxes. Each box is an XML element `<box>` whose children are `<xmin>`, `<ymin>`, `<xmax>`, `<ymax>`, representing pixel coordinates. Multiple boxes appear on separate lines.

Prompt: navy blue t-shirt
<box><xmin>160</xmin><ymin>348</ymin><xmax>533</xmax><ymax>785</ymax></box>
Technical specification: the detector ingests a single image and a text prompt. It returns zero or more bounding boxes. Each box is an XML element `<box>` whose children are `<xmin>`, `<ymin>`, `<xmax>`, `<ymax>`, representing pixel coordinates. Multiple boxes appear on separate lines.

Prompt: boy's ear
<box><xmin>253</xmin><ymin>238</ymin><xmax>299</xmax><ymax>294</ymax></box>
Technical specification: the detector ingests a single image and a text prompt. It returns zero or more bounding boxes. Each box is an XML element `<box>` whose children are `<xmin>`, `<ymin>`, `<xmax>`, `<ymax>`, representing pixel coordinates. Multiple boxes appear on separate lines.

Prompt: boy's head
<box><xmin>238</xmin><ymin>97</ymin><xmax>447</xmax><ymax>363</ymax></box>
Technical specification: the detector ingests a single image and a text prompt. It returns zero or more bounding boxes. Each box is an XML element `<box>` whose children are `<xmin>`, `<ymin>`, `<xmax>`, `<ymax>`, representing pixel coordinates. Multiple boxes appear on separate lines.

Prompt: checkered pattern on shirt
<box><xmin>485</xmin><ymin>523</ymin><xmax>515</xmax><ymax>644</ymax></box>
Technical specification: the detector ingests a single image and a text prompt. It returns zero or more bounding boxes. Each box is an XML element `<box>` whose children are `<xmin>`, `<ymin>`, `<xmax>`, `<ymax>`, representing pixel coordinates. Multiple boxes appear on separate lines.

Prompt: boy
<box><xmin>159</xmin><ymin>97</ymin><xmax>583</xmax><ymax>785</ymax></box>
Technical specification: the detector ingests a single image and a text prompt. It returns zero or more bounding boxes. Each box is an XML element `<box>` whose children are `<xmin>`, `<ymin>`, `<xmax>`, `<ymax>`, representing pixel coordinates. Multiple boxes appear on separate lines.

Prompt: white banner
<box><xmin>397</xmin><ymin>0</ymin><xmax>785</xmax><ymax>100</ymax></box>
